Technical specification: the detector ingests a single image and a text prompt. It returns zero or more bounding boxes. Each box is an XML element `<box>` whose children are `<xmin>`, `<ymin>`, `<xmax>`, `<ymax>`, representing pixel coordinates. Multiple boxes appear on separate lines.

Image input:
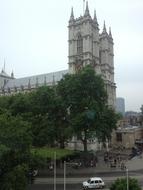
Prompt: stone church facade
<box><xmin>68</xmin><ymin>2</ymin><xmax>116</xmax><ymax>107</ymax></box>
<box><xmin>0</xmin><ymin>1</ymin><xmax>116</xmax><ymax>108</ymax></box>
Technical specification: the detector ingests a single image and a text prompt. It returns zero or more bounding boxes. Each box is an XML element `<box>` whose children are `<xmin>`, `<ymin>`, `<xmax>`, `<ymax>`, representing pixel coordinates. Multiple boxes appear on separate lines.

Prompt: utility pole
<box><xmin>126</xmin><ymin>168</ymin><xmax>129</xmax><ymax>190</ymax></box>
<box><xmin>64</xmin><ymin>161</ymin><xmax>66</xmax><ymax>190</ymax></box>
<box><xmin>54</xmin><ymin>152</ymin><xmax>56</xmax><ymax>190</ymax></box>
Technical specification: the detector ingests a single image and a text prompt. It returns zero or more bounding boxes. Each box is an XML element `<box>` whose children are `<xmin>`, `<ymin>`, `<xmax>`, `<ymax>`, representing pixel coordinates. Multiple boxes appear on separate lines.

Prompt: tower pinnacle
<box><xmin>11</xmin><ymin>70</ymin><xmax>14</xmax><ymax>78</ymax></box>
<box><xmin>69</xmin><ymin>7</ymin><xmax>74</xmax><ymax>21</ymax></box>
<box><xmin>94</xmin><ymin>10</ymin><xmax>97</xmax><ymax>21</ymax></box>
<box><xmin>93</xmin><ymin>9</ymin><xmax>98</xmax><ymax>27</ymax></box>
<box><xmin>102</xmin><ymin>20</ymin><xmax>107</xmax><ymax>33</ymax></box>
<box><xmin>84</xmin><ymin>1</ymin><xmax>90</xmax><ymax>17</ymax></box>
<box><xmin>109</xmin><ymin>27</ymin><xmax>112</xmax><ymax>38</ymax></box>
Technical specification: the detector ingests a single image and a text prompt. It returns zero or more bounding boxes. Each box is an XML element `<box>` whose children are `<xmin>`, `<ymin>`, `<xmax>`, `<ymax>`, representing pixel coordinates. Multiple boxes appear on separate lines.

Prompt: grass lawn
<box><xmin>31</xmin><ymin>147</ymin><xmax>75</xmax><ymax>160</ymax></box>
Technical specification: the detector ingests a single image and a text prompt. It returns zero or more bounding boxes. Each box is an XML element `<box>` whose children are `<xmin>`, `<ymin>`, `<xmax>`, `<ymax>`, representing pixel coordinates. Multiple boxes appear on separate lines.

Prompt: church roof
<box><xmin>0</xmin><ymin>69</ymin><xmax>11</xmax><ymax>78</ymax></box>
<box><xmin>4</xmin><ymin>69</ymin><xmax>68</xmax><ymax>89</ymax></box>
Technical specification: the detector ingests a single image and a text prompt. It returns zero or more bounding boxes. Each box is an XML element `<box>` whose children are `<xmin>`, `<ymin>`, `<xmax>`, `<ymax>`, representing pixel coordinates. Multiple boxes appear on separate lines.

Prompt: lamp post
<box><xmin>54</xmin><ymin>152</ymin><xmax>56</xmax><ymax>190</ymax></box>
<box><xmin>64</xmin><ymin>161</ymin><xmax>78</xmax><ymax>190</ymax></box>
<box><xmin>64</xmin><ymin>161</ymin><xmax>66</xmax><ymax>190</ymax></box>
<box><xmin>126</xmin><ymin>168</ymin><xmax>129</xmax><ymax>190</ymax></box>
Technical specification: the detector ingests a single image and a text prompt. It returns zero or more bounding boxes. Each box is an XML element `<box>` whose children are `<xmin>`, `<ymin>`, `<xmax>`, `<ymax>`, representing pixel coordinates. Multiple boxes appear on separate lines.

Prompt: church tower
<box><xmin>68</xmin><ymin>2</ymin><xmax>100</xmax><ymax>74</ymax></box>
<box><xmin>68</xmin><ymin>1</ymin><xmax>116</xmax><ymax>107</ymax></box>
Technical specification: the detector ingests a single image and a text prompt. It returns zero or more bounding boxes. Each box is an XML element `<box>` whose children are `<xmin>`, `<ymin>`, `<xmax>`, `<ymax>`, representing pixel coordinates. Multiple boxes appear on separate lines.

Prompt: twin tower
<box><xmin>68</xmin><ymin>2</ymin><xmax>116</xmax><ymax>107</ymax></box>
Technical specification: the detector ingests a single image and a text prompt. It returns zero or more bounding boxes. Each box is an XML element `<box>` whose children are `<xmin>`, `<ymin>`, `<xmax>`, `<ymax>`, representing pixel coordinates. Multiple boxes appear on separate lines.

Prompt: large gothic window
<box><xmin>77</xmin><ymin>33</ymin><xmax>83</xmax><ymax>54</ymax></box>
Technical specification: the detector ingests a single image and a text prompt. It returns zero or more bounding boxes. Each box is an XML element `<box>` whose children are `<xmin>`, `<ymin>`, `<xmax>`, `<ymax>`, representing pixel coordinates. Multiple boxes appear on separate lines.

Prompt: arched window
<box><xmin>77</xmin><ymin>33</ymin><xmax>83</xmax><ymax>54</ymax></box>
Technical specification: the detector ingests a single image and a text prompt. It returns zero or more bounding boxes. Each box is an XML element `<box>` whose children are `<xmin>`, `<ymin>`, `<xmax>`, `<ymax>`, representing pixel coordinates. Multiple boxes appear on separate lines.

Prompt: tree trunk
<box><xmin>83</xmin><ymin>139</ymin><xmax>87</xmax><ymax>152</ymax></box>
<box><xmin>82</xmin><ymin>130</ymin><xmax>88</xmax><ymax>152</ymax></box>
<box><xmin>59</xmin><ymin>138</ymin><xmax>65</xmax><ymax>149</ymax></box>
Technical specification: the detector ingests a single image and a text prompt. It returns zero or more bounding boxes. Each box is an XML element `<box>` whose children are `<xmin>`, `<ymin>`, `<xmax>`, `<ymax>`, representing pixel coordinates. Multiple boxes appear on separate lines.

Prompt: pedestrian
<box><xmin>49</xmin><ymin>164</ymin><xmax>53</xmax><ymax>170</ymax></box>
<box><xmin>90</xmin><ymin>160</ymin><xmax>93</xmax><ymax>167</ymax></box>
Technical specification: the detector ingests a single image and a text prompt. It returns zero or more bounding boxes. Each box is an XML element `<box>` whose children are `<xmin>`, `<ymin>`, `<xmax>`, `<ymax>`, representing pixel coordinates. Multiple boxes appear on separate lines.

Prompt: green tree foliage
<box><xmin>0</xmin><ymin>95</ymin><xmax>10</xmax><ymax>109</ymax></box>
<box><xmin>58</xmin><ymin>66</ymin><xmax>107</xmax><ymax>111</ymax></box>
<box><xmin>0</xmin><ymin>112</ymin><xmax>32</xmax><ymax>189</ymax></box>
<box><xmin>29</xmin><ymin>86</ymin><xmax>72</xmax><ymax>148</ymax></box>
<box><xmin>0</xmin><ymin>65</ymin><xmax>118</xmax><ymax>152</ymax></box>
<box><xmin>110</xmin><ymin>178</ymin><xmax>141</xmax><ymax>190</ymax></box>
<box><xmin>1</xmin><ymin>164</ymin><xmax>28</xmax><ymax>190</ymax></box>
<box><xmin>29</xmin><ymin>86</ymin><xmax>55</xmax><ymax>115</ymax></box>
<box><xmin>47</xmin><ymin>95</ymin><xmax>72</xmax><ymax>148</ymax></box>
<box><xmin>0</xmin><ymin>113</ymin><xmax>32</xmax><ymax>151</ymax></box>
<box><xmin>57</xmin><ymin>65</ymin><xmax>118</xmax><ymax>151</ymax></box>
<box><xmin>8</xmin><ymin>94</ymin><xmax>31</xmax><ymax>116</ymax></box>
<box><xmin>96</xmin><ymin>106</ymin><xmax>118</xmax><ymax>143</ymax></box>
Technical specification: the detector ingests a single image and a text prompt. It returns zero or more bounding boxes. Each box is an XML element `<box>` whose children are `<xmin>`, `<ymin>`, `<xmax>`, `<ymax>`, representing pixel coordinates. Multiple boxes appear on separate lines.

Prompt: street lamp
<box><xmin>63</xmin><ymin>161</ymin><xmax>78</xmax><ymax>190</ymax></box>
<box><xmin>126</xmin><ymin>168</ymin><xmax>129</xmax><ymax>190</ymax></box>
<box><xmin>54</xmin><ymin>152</ymin><xmax>56</xmax><ymax>190</ymax></box>
<box><xmin>64</xmin><ymin>161</ymin><xmax>66</xmax><ymax>190</ymax></box>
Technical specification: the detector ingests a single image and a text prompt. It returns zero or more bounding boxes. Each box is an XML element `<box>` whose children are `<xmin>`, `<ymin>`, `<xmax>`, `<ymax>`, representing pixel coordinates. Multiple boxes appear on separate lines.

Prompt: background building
<box><xmin>116</xmin><ymin>97</ymin><xmax>125</xmax><ymax>116</ymax></box>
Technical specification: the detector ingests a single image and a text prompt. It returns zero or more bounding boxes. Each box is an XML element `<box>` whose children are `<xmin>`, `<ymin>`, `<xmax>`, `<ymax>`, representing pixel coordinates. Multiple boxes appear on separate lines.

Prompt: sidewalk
<box><xmin>126</xmin><ymin>154</ymin><xmax>143</xmax><ymax>171</ymax></box>
<box><xmin>38</xmin><ymin>153</ymin><xmax>143</xmax><ymax>177</ymax></box>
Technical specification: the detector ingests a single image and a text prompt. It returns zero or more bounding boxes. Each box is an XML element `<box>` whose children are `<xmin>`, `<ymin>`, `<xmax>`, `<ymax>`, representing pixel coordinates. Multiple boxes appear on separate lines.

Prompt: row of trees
<box><xmin>0</xmin><ymin>66</ymin><xmax>118</xmax><ymax>151</ymax></box>
<box><xmin>0</xmin><ymin>66</ymin><xmax>119</xmax><ymax>189</ymax></box>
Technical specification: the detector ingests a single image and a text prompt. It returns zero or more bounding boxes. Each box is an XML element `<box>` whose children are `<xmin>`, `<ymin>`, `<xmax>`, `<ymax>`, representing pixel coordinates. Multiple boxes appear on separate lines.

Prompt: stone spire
<box><xmin>1</xmin><ymin>59</ymin><xmax>6</xmax><ymax>73</ymax></box>
<box><xmin>69</xmin><ymin>7</ymin><xmax>74</xmax><ymax>21</ymax></box>
<box><xmin>11</xmin><ymin>70</ymin><xmax>14</xmax><ymax>78</ymax></box>
<box><xmin>93</xmin><ymin>9</ymin><xmax>99</xmax><ymax>27</ymax></box>
<box><xmin>109</xmin><ymin>27</ymin><xmax>112</xmax><ymax>38</ymax></box>
<box><xmin>84</xmin><ymin>1</ymin><xmax>90</xmax><ymax>17</ymax></box>
<box><xmin>93</xmin><ymin>10</ymin><xmax>97</xmax><ymax>22</ymax></box>
<box><xmin>102</xmin><ymin>20</ymin><xmax>107</xmax><ymax>33</ymax></box>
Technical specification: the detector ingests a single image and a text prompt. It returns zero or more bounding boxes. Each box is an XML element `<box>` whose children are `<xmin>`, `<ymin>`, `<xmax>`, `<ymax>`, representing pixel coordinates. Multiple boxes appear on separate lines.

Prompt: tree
<box><xmin>110</xmin><ymin>178</ymin><xmax>141</xmax><ymax>190</ymax></box>
<box><xmin>47</xmin><ymin>95</ymin><xmax>72</xmax><ymax>148</ymax></box>
<box><xmin>30</xmin><ymin>86</ymin><xmax>72</xmax><ymax>148</ymax></box>
<box><xmin>1</xmin><ymin>164</ymin><xmax>28</xmax><ymax>190</ymax></box>
<box><xmin>0</xmin><ymin>112</ymin><xmax>32</xmax><ymax>189</ymax></box>
<box><xmin>8</xmin><ymin>93</ymin><xmax>31</xmax><ymax>116</ymax></box>
<box><xmin>57</xmin><ymin>65</ymin><xmax>117</xmax><ymax>151</ymax></box>
<box><xmin>0</xmin><ymin>86</ymin><xmax>73</xmax><ymax>148</ymax></box>
<box><xmin>25</xmin><ymin>86</ymin><xmax>56</xmax><ymax>147</ymax></box>
<box><xmin>96</xmin><ymin>106</ymin><xmax>118</xmax><ymax>143</ymax></box>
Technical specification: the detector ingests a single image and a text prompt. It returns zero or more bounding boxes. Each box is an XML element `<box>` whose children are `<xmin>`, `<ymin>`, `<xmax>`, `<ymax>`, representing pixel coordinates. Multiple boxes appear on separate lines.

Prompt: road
<box><xmin>29</xmin><ymin>183</ymin><xmax>111</xmax><ymax>190</ymax></box>
<box><xmin>28</xmin><ymin>174</ymin><xmax>143</xmax><ymax>190</ymax></box>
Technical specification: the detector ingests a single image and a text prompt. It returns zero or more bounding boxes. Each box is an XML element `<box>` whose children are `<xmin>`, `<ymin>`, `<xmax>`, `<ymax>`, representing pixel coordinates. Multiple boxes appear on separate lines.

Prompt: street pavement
<box><xmin>37</xmin><ymin>151</ymin><xmax>143</xmax><ymax>177</ymax></box>
<box><xmin>34</xmin><ymin>153</ymin><xmax>143</xmax><ymax>182</ymax></box>
<box><xmin>31</xmin><ymin>151</ymin><xmax>143</xmax><ymax>190</ymax></box>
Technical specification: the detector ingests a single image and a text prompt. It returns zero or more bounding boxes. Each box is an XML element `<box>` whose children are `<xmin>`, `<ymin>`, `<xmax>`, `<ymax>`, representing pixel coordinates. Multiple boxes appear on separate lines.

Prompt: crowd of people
<box><xmin>104</xmin><ymin>151</ymin><xmax>127</xmax><ymax>170</ymax></box>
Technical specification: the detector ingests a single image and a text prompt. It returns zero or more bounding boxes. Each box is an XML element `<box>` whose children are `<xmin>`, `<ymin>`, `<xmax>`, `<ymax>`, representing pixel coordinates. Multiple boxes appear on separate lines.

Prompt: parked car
<box><xmin>82</xmin><ymin>177</ymin><xmax>105</xmax><ymax>189</ymax></box>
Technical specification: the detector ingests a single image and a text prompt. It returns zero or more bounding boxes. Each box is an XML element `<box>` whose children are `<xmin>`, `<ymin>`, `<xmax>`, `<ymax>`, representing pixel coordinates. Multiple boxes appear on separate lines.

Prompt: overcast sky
<box><xmin>0</xmin><ymin>0</ymin><xmax>143</xmax><ymax>112</ymax></box>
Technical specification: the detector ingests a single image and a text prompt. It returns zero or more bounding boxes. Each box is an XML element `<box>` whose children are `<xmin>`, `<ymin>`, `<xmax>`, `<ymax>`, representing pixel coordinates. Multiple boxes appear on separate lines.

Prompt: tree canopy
<box><xmin>110</xmin><ymin>178</ymin><xmax>141</xmax><ymax>190</ymax></box>
<box><xmin>0</xmin><ymin>112</ymin><xmax>32</xmax><ymax>189</ymax></box>
<box><xmin>0</xmin><ymin>65</ymin><xmax>119</xmax><ymax>187</ymax></box>
<box><xmin>57</xmin><ymin>66</ymin><xmax>117</xmax><ymax>151</ymax></box>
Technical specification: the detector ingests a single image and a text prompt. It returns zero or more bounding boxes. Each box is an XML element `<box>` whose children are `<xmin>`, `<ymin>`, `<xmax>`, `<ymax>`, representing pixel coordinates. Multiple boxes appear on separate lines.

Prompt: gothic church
<box><xmin>0</xmin><ymin>1</ymin><xmax>116</xmax><ymax>108</ymax></box>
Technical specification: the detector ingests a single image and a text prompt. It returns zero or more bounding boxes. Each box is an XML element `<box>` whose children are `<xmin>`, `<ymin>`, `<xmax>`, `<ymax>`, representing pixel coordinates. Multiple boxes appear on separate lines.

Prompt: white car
<box><xmin>82</xmin><ymin>177</ymin><xmax>105</xmax><ymax>189</ymax></box>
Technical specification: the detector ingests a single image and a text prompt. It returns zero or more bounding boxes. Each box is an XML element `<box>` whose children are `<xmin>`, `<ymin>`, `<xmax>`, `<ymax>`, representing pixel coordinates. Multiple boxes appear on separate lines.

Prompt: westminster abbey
<box><xmin>0</xmin><ymin>1</ymin><xmax>116</xmax><ymax>108</ymax></box>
